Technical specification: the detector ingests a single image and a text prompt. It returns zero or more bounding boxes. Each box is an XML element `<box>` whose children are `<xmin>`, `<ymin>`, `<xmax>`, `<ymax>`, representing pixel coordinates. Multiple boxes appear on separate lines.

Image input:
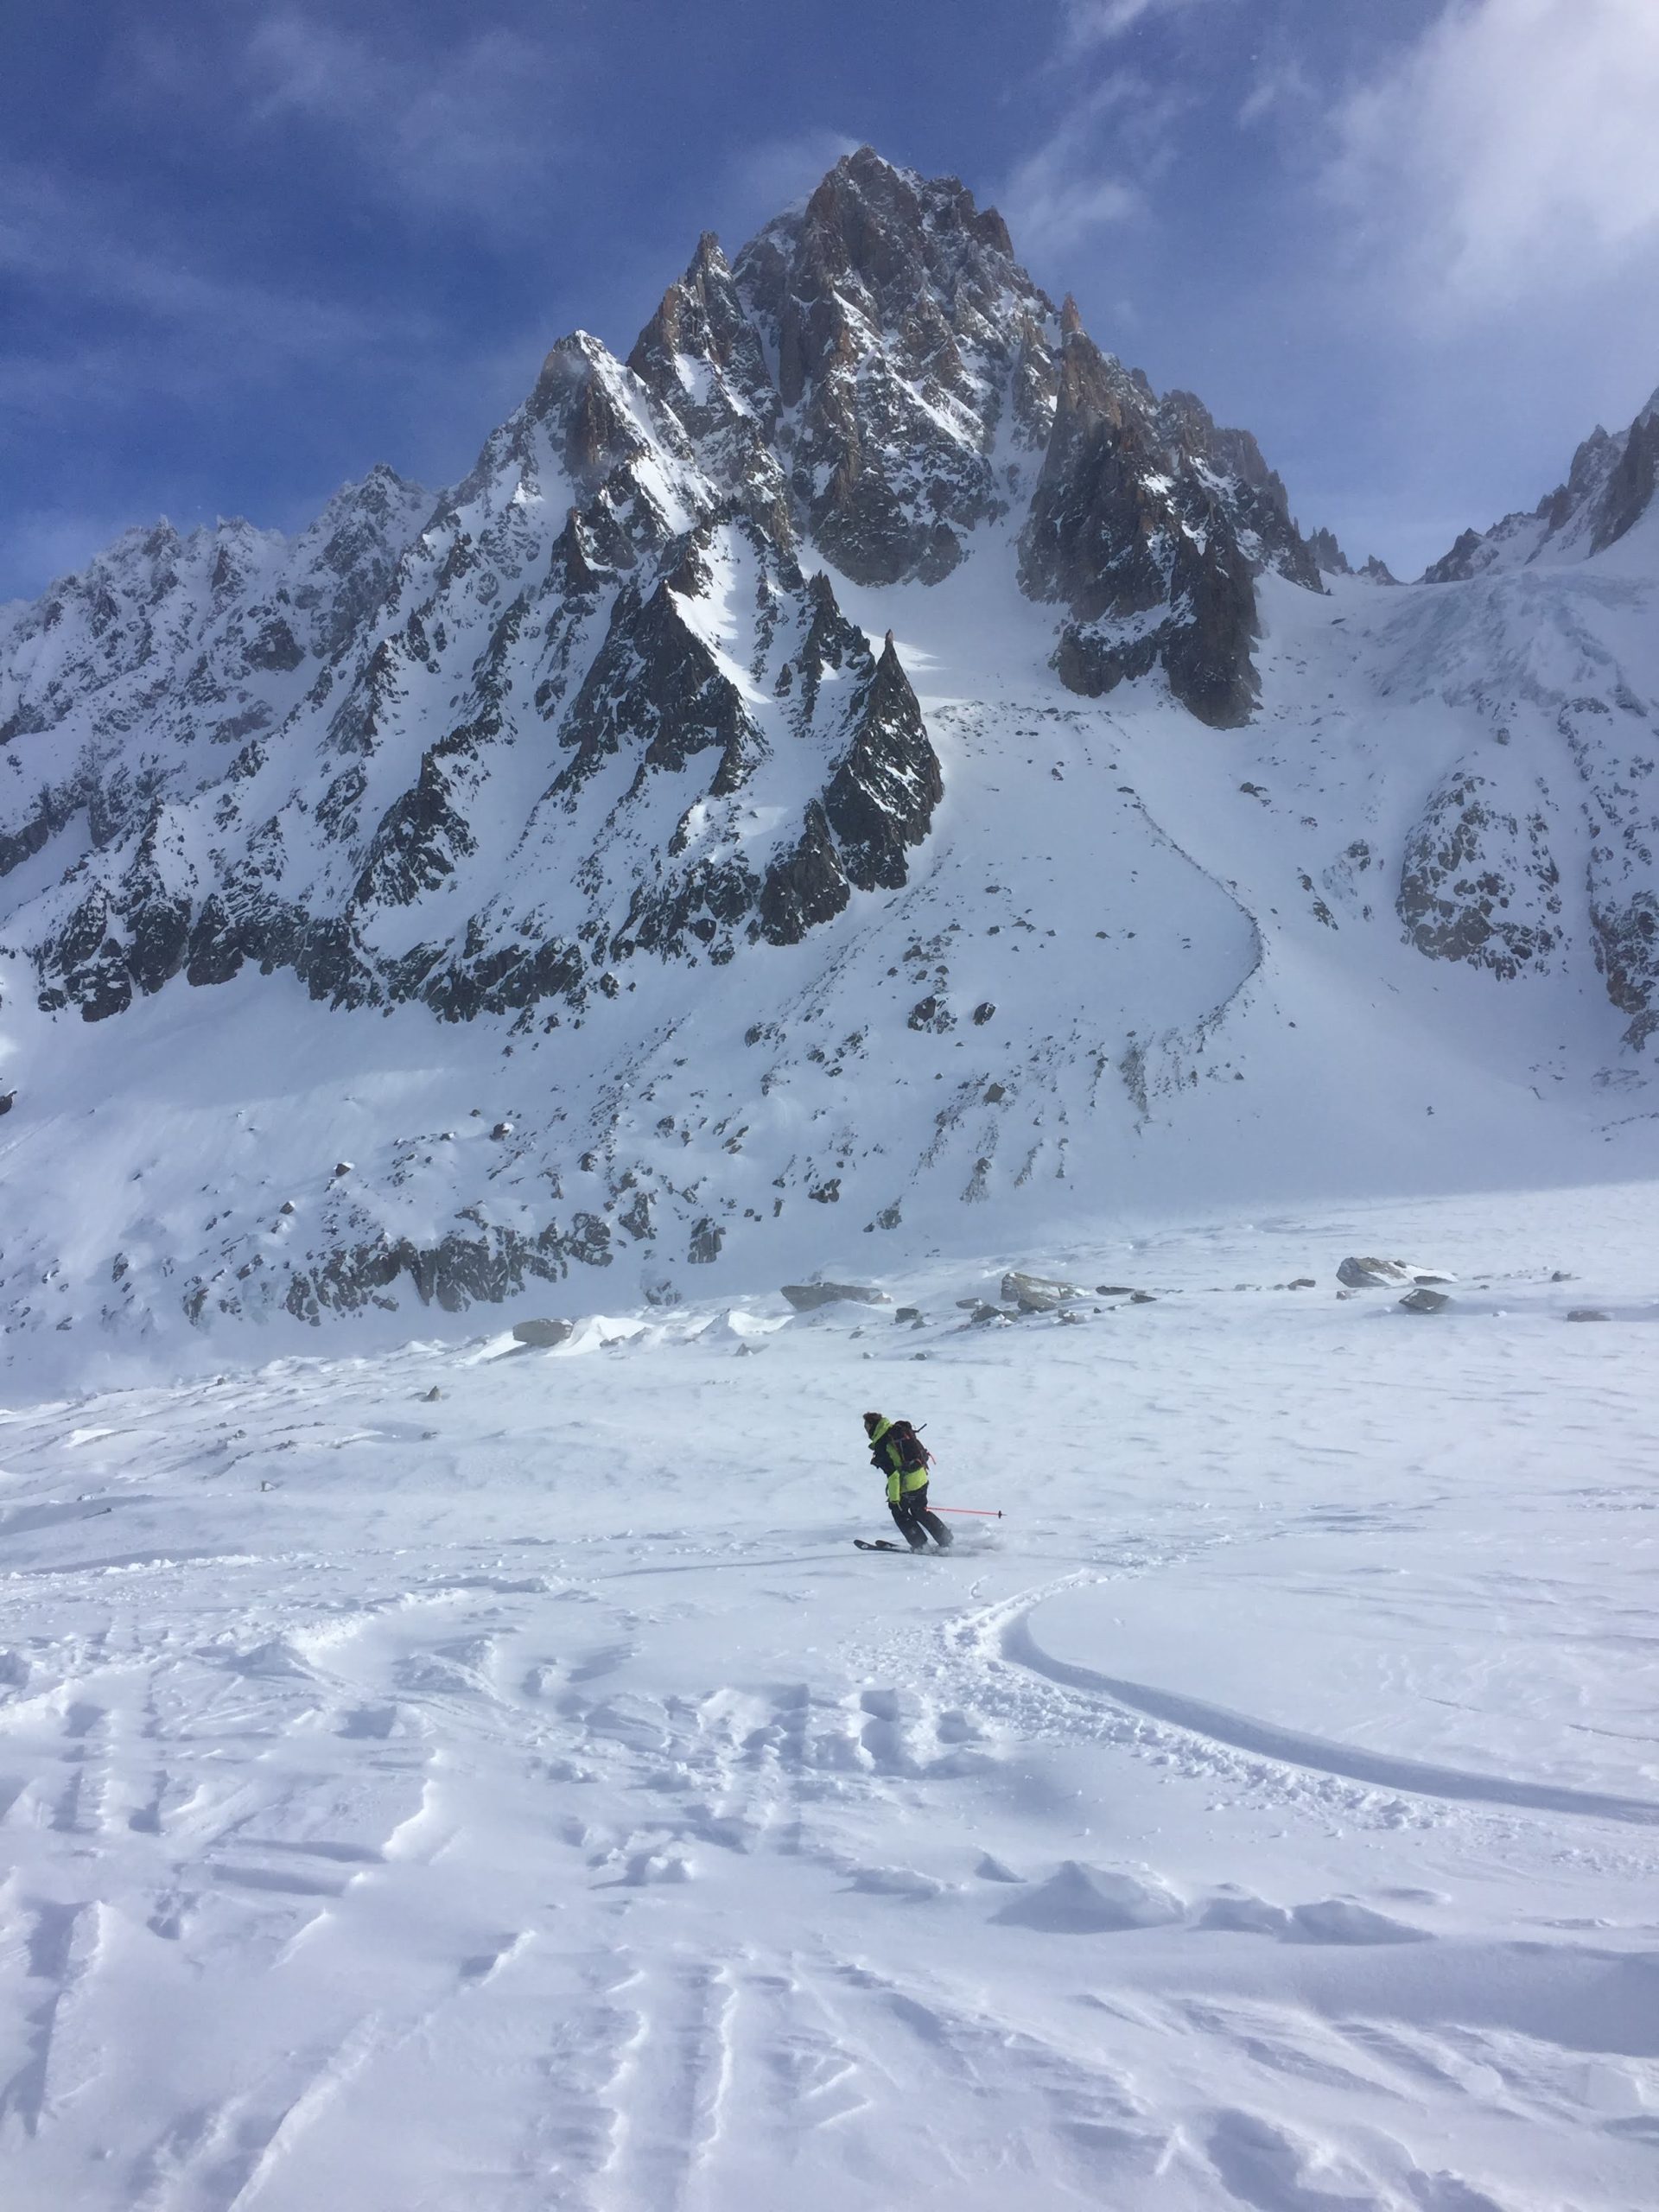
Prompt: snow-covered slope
<box><xmin>3</xmin><ymin>1185</ymin><xmax>1659</xmax><ymax>2211</ymax></box>
<box><xmin>2</xmin><ymin>149</ymin><xmax>1658</xmax><ymax>1369</ymax></box>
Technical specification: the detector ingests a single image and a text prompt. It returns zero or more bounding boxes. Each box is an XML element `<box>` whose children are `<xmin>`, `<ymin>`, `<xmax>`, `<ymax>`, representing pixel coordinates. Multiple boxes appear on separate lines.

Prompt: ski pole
<box><xmin>931</xmin><ymin>1506</ymin><xmax>1002</xmax><ymax>1517</ymax></box>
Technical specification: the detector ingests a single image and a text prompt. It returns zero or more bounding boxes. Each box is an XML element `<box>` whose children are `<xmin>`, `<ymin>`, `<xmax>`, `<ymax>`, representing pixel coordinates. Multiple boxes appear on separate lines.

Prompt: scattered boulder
<box><xmin>1095</xmin><ymin>1283</ymin><xmax>1136</xmax><ymax>1297</ymax></box>
<box><xmin>422</xmin><ymin>1385</ymin><xmax>442</xmax><ymax>1402</ymax></box>
<box><xmin>1399</xmin><ymin>1287</ymin><xmax>1451</xmax><ymax>1314</ymax></box>
<box><xmin>894</xmin><ymin>1306</ymin><xmax>922</xmax><ymax>1323</ymax></box>
<box><xmin>968</xmin><ymin>1301</ymin><xmax>1012</xmax><ymax>1326</ymax></box>
<box><xmin>1128</xmin><ymin>1290</ymin><xmax>1157</xmax><ymax>1305</ymax></box>
<box><xmin>1001</xmin><ymin>1269</ymin><xmax>1089</xmax><ymax>1313</ymax></box>
<box><xmin>1287</xmin><ymin>1277</ymin><xmax>1315</xmax><ymax>1289</ymax></box>
<box><xmin>279</xmin><ymin>1198</ymin><xmax>296</xmax><ymax>1215</ymax></box>
<box><xmin>512</xmin><ymin>1317</ymin><xmax>575</xmax><ymax>1348</ymax></box>
<box><xmin>332</xmin><ymin>1160</ymin><xmax>353</xmax><ymax>1179</ymax></box>
<box><xmin>1550</xmin><ymin>1269</ymin><xmax>1575</xmax><ymax>1282</ymax></box>
<box><xmin>1565</xmin><ymin>1307</ymin><xmax>1612</xmax><ymax>1323</ymax></box>
<box><xmin>1338</xmin><ymin>1255</ymin><xmax>1452</xmax><ymax>1289</ymax></box>
<box><xmin>1058</xmin><ymin>1310</ymin><xmax>1087</xmax><ymax>1325</ymax></box>
<box><xmin>780</xmin><ymin>1281</ymin><xmax>891</xmax><ymax>1312</ymax></box>
<box><xmin>491</xmin><ymin>1121</ymin><xmax>514</xmax><ymax>1140</ymax></box>
<box><xmin>0</xmin><ymin>1090</ymin><xmax>14</xmax><ymax>1116</ymax></box>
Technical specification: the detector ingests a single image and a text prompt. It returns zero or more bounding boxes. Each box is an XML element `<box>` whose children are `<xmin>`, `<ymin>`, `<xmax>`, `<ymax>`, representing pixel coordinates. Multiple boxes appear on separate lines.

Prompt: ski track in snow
<box><xmin>3</xmin><ymin>1189</ymin><xmax>1659</xmax><ymax>2208</ymax></box>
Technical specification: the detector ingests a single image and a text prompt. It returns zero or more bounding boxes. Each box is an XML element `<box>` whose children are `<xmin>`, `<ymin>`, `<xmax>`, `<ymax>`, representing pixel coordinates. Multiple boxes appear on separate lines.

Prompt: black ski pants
<box><xmin>889</xmin><ymin>1484</ymin><xmax>953</xmax><ymax>1550</ymax></box>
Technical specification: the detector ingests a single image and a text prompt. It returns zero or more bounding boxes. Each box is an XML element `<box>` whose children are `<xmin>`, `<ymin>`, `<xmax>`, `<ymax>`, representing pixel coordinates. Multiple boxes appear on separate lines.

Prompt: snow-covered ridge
<box><xmin>1424</xmin><ymin>383</ymin><xmax>1659</xmax><ymax>582</ymax></box>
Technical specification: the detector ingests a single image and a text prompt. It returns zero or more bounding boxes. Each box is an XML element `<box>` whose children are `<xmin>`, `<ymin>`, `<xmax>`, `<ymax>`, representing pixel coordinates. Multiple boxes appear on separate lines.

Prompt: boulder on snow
<box><xmin>491</xmin><ymin>1120</ymin><xmax>514</xmax><ymax>1139</ymax></box>
<box><xmin>512</xmin><ymin>1317</ymin><xmax>575</xmax><ymax>1348</ymax></box>
<box><xmin>0</xmin><ymin>1090</ymin><xmax>14</xmax><ymax>1116</ymax></box>
<box><xmin>422</xmin><ymin>1385</ymin><xmax>442</xmax><ymax>1402</ymax></box>
<box><xmin>993</xmin><ymin>1860</ymin><xmax>1185</xmax><ymax>1933</ymax></box>
<box><xmin>1095</xmin><ymin>1283</ymin><xmax>1136</xmax><ymax>1297</ymax></box>
<box><xmin>1338</xmin><ymin>1255</ymin><xmax>1452</xmax><ymax>1289</ymax></box>
<box><xmin>331</xmin><ymin>1160</ymin><xmax>353</xmax><ymax>1179</ymax></box>
<box><xmin>967</xmin><ymin>1301</ymin><xmax>1012</xmax><ymax>1326</ymax></box>
<box><xmin>1565</xmin><ymin>1307</ymin><xmax>1612</xmax><ymax>1323</ymax></box>
<box><xmin>780</xmin><ymin>1281</ymin><xmax>891</xmax><ymax>1312</ymax></box>
<box><xmin>1399</xmin><ymin>1287</ymin><xmax>1451</xmax><ymax>1313</ymax></box>
<box><xmin>894</xmin><ymin>1306</ymin><xmax>922</xmax><ymax>1323</ymax></box>
<box><xmin>1001</xmin><ymin>1270</ymin><xmax>1088</xmax><ymax>1313</ymax></box>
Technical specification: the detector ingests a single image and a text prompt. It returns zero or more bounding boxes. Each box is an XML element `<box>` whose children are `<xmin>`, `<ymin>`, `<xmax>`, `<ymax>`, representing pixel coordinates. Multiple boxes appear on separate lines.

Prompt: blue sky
<box><xmin>4</xmin><ymin>0</ymin><xmax>1658</xmax><ymax>598</ymax></box>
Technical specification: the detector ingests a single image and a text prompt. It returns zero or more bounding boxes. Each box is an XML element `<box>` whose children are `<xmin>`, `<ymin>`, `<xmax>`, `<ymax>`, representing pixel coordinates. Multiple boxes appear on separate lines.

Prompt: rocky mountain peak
<box><xmin>1424</xmin><ymin>376</ymin><xmax>1659</xmax><ymax>580</ymax></box>
<box><xmin>728</xmin><ymin>148</ymin><xmax>1058</xmax><ymax>585</ymax></box>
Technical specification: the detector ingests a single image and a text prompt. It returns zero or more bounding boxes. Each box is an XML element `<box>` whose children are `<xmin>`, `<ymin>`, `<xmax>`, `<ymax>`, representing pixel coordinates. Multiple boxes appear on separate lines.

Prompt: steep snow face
<box><xmin>1425</xmin><ymin>384</ymin><xmax>1659</xmax><ymax>582</ymax></box>
<box><xmin>1</xmin><ymin>152</ymin><xmax>1657</xmax><ymax>1361</ymax></box>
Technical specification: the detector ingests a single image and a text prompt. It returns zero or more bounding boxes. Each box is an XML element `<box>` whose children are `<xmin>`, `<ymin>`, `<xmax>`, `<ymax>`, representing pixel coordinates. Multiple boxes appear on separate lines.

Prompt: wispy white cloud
<box><xmin>1000</xmin><ymin>65</ymin><xmax>1193</xmax><ymax>271</ymax></box>
<box><xmin>0</xmin><ymin>162</ymin><xmax>429</xmax><ymax>388</ymax></box>
<box><xmin>1060</xmin><ymin>0</ymin><xmax>1226</xmax><ymax>54</ymax></box>
<box><xmin>1328</xmin><ymin>0</ymin><xmax>1659</xmax><ymax>324</ymax></box>
<box><xmin>721</xmin><ymin>128</ymin><xmax>861</xmax><ymax>231</ymax></box>
<box><xmin>240</xmin><ymin>11</ymin><xmax>572</xmax><ymax>226</ymax></box>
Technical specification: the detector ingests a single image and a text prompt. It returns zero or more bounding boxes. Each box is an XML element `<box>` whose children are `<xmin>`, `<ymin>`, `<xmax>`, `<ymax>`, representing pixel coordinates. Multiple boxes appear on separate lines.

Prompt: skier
<box><xmin>863</xmin><ymin>1411</ymin><xmax>954</xmax><ymax>1551</ymax></box>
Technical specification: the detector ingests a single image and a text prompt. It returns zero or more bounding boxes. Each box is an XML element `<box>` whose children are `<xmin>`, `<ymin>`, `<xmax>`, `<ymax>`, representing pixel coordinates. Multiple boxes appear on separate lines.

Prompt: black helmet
<box><xmin>861</xmin><ymin>1410</ymin><xmax>883</xmax><ymax>1434</ymax></box>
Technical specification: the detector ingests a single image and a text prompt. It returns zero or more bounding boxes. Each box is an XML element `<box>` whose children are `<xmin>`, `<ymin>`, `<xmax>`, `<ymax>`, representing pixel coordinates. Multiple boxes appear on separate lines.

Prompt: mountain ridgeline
<box><xmin>2</xmin><ymin>148</ymin><xmax>1657</xmax><ymax>1351</ymax></box>
<box><xmin>1</xmin><ymin>150</ymin><xmax>1321</xmax><ymax>1033</ymax></box>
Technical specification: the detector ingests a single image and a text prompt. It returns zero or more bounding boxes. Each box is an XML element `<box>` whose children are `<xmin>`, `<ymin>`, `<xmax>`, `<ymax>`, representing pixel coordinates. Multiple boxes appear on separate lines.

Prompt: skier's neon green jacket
<box><xmin>869</xmin><ymin>1416</ymin><xmax>930</xmax><ymax>1505</ymax></box>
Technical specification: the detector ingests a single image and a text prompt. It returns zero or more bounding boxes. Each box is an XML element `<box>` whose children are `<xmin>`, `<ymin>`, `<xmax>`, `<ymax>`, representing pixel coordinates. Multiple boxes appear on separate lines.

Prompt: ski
<box><xmin>853</xmin><ymin>1538</ymin><xmax>954</xmax><ymax>1554</ymax></box>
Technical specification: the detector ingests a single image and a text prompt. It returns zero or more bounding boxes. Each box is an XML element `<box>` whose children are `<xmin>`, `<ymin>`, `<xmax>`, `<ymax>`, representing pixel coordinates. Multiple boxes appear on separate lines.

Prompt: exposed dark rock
<box><xmin>823</xmin><ymin>636</ymin><xmax>941</xmax><ymax>889</ymax></box>
<box><xmin>1307</xmin><ymin>527</ymin><xmax>1350</xmax><ymax>576</ymax></box>
<box><xmin>757</xmin><ymin>800</ymin><xmax>849</xmax><ymax>945</ymax></box>
<box><xmin>1338</xmin><ymin>1256</ymin><xmax>1452</xmax><ymax>1289</ymax></box>
<box><xmin>1001</xmin><ymin>1269</ymin><xmax>1087</xmax><ymax>1312</ymax></box>
<box><xmin>731</xmin><ymin>148</ymin><xmax>1050</xmax><ymax>587</ymax></box>
<box><xmin>1398</xmin><ymin>772</ymin><xmax>1561</xmax><ymax>978</ymax></box>
<box><xmin>1592</xmin><ymin>406</ymin><xmax>1659</xmax><ymax>552</ymax></box>
<box><xmin>1399</xmin><ymin>1287</ymin><xmax>1451</xmax><ymax>1313</ymax></box>
<box><xmin>781</xmin><ymin>1281</ymin><xmax>890</xmax><ymax>1311</ymax></box>
<box><xmin>512</xmin><ymin>1317</ymin><xmax>575</xmax><ymax>1347</ymax></box>
<box><xmin>1019</xmin><ymin>329</ymin><xmax>1288</xmax><ymax>726</ymax></box>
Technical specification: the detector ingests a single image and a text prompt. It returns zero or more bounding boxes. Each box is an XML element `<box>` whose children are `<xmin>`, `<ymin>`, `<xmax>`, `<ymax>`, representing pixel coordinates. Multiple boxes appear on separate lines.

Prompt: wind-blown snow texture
<box><xmin>1</xmin><ymin>147</ymin><xmax>1658</xmax><ymax>1363</ymax></box>
<box><xmin>3</xmin><ymin>1191</ymin><xmax>1659</xmax><ymax>2210</ymax></box>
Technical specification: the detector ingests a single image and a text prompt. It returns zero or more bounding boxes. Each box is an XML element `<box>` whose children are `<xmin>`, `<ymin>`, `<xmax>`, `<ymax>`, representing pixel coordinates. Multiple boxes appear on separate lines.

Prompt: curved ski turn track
<box><xmin>3</xmin><ymin>1187</ymin><xmax>1659</xmax><ymax>2210</ymax></box>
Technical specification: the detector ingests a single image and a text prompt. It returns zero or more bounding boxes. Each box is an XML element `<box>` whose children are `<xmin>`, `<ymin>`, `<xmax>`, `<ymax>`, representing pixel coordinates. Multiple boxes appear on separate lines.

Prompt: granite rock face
<box><xmin>1019</xmin><ymin>331</ymin><xmax>1320</xmax><ymax>726</ymax></box>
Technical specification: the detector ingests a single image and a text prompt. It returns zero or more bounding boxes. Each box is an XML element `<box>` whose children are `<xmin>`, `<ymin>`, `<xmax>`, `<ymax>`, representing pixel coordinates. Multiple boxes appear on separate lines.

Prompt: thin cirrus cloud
<box><xmin>997</xmin><ymin>71</ymin><xmax>1185</xmax><ymax>268</ymax></box>
<box><xmin>239</xmin><ymin>10</ymin><xmax>574</xmax><ymax>224</ymax></box>
<box><xmin>1059</xmin><ymin>0</ymin><xmax>1222</xmax><ymax>53</ymax></box>
<box><xmin>1326</xmin><ymin>0</ymin><xmax>1659</xmax><ymax>325</ymax></box>
<box><xmin>0</xmin><ymin>163</ymin><xmax>430</xmax><ymax>417</ymax></box>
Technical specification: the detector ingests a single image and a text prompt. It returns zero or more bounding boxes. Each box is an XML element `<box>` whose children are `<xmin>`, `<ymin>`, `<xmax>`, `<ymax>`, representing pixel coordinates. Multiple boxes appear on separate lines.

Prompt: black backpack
<box><xmin>886</xmin><ymin>1420</ymin><xmax>931</xmax><ymax>1475</ymax></box>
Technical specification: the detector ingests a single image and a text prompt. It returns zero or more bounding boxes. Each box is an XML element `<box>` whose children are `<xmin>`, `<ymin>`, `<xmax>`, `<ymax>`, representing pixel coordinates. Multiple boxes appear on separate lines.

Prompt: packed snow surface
<box><xmin>3</xmin><ymin>1182</ymin><xmax>1658</xmax><ymax>2209</ymax></box>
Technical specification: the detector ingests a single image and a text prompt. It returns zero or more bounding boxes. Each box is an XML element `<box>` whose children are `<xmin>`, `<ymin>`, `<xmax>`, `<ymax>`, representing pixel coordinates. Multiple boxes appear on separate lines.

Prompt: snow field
<box><xmin>3</xmin><ymin>1183</ymin><xmax>1658</xmax><ymax>2208</ymax></box>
